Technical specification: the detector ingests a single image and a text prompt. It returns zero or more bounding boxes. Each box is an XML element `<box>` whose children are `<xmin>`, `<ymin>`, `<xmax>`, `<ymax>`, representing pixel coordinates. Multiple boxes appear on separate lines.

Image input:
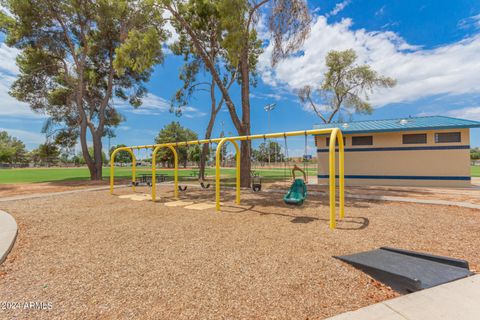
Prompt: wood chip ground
<box><xmin>1</xmin><ymin>186</ymin><xmax>479</xmax><ymax>319</ymax></box>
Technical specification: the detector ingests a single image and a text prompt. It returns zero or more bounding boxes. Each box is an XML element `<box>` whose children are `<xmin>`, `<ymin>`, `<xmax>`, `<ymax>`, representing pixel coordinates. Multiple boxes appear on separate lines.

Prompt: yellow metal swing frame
<box><xmin>110</xmin><ymin>128</ymin><xmax>345</xmax><ymax>229</ymax></box>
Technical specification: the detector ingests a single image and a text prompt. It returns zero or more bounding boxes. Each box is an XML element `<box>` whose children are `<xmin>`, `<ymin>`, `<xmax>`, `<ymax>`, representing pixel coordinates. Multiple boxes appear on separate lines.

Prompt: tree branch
<box><xmin>215</xmin><ymin>70</ymin><xmax>237</xmax><ymax>114</ymax></box>
<box><xmin>248</xmin><ymin>0</ymin><xmax>271</xmax><ymax>31</ymax></box>
<box><xmin>306</xmin><ymin>93</ymin><xmax>328</xmax><ymax>123</ymax></box>
<box><xmin>98</xmin><ymin>47</ymin><xmax>115</xmax><ymax>133</ymax></box>
<box><xmin>49</xmin><ymin>3</ymin><xmax>80</xmax><ymax>68</ymax></box>
<box><xmin>164</xmin><ymin>4</ymin><xmax>244</xmax><ymax>132</ymax></box>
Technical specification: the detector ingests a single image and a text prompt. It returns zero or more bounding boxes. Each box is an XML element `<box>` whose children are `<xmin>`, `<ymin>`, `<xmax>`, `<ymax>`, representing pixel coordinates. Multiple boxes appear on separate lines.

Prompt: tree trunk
<box><xmin>240</xmin><ymin>140</ymin><xmax>251</xmax><ymax>187</ymax></box>
<box><xmin>91</xmin><ymin>132</ymin><xmax>103</xmax><ymax>180</ymax></box>
<box><xmin>79</xmin><ymin>123</ymin><xmax>98</xmax><ymax>180</ymax></box>
<box><xmin>199</xmin><ymin>96</ymin><xmax>217</xmax><ymax>180</ymax></box>
<box><xmin>239</xmin><ymin>51</ymin><xmax>252</xmax><ymax>188</ymax></box>
<box><xmin>166</xmin><ymin>5</ymin><xmax>252</xmax><ymax>187</ymax></box>
<box><xmin>199</xmin><ymin>144</ymin><xmax>209</xmax><ymax>180</ymax></box>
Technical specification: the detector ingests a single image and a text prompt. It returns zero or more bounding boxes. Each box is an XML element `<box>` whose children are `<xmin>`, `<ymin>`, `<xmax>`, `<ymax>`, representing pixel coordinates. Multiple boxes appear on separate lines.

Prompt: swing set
<box><xmin>176</xmin><ymin>141</ymin><xmax>213</xmax><ymax>192</ymax></box>
<box><xmin>250</xmin><ymin>132</ymin><xmax>311</xmax><ymax>205</ymax></box>
<box><xmin>110</xmin><ymin>128</ymin><xmax>345</xmax><ymax>229</ymax></box>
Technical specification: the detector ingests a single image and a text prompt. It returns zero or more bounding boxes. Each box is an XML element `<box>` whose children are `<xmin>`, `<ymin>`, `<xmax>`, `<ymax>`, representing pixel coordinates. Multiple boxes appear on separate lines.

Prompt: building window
<box><xmin>352</xmin><ymin>136</ymin><xmax>373</xmax><ymax>146</ymax></box>
<box><xmin>326</xmin><ymin>137</ymin><xmax>346</xmax><ymax>147</ymax></box>
<box><xmin>435</xmin><ymin>132</ymin><xmax>461</xmax><ymax>143</ymax></box>
<box><xmin>402</xmin><ymin>133</ymin><xmax>427</xmax><ymax>144</ymax></box>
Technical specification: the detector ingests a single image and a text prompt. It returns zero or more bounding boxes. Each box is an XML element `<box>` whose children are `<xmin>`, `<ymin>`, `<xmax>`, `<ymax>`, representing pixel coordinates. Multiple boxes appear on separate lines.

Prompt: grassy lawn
<box><xmin>471</xmin><ymin>166</ymin><xmax>480</xmax><ymax>177</ymax></box>
<box><xmin>0</xmin><ymin>166</ymin><xmax>318</xmax><ymax>184</ymax></box>
<box><xmin>0</xmin><ymin>167</ymin><xmax>142</xmax><ymax>184</ymax></box>
<box><xmin>2</xmin><ymin>166</ymin><xmax>477</xmax><ymax>184</ymax></box>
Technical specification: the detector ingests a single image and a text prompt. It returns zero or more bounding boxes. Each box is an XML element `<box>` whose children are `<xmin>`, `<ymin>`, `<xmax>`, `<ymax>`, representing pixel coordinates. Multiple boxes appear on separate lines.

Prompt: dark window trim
<box><xmin>326</xmin><ymin>137</ymin><xmax>346</xmax><ymax>147</ymax></box>
<box><xmin>402</xmin><ymin>133</ymin><xmax>427</xmax><ymax>145</ymax></box>
<box><xmin>352</xmin><ymin>135</ymin><xmax>373</xmax><ymax>146</ymax></box>
<box><xmin>435</xmin><ymin>132</ymin><xmax>461</xmax><ymax>143</ymax></box>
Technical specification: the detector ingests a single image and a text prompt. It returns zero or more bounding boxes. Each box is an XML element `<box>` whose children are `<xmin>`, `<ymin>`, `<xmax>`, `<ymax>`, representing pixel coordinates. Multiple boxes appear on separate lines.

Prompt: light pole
<box><xmin>264</xmin><ymin>103</ymin><xmax>276</xmax><ymax>166</ymax></box>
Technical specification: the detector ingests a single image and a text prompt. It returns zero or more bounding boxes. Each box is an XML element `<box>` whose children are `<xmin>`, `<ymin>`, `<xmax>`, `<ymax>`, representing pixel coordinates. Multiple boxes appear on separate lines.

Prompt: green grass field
<box><xmin>0</xmin><ymin>166</ymin><xmax>318</xmax><ymax>184</ymax></box>
<box><xmin>1</xmin><ymin>166</ymin><xmax>478</xmax><ymax>184</ymax></box>
<box><xmin>471</xmin><ymin>166</ymin><xmax>480</xmax><ymax>178</ymax></box>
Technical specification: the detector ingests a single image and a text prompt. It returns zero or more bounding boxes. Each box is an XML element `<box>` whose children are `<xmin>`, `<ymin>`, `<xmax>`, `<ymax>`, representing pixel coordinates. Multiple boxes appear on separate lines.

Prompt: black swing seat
<box><xmin>251</xmin><ymin>175</ymin><xmax>262</xmax><ymax>192</ymax></box>
<box><xmin>178</xmin><ymin>185</ymin><xmax>188</xmax><ymax>191</ymax></box>
<box><xmin>252</xmin><ymin>183</ymin><xmax>261</xmax><ymax>192</ymax></box>
<box><xmin>200</xmin><ymin>182</ymin><xmax>210</xmax><ymax>189</ymax></box>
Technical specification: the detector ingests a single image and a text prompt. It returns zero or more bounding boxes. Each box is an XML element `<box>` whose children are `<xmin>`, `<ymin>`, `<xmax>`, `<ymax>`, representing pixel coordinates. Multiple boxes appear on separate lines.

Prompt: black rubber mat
<box><xmin>335</xmin><ymin>247</ymin><xmax>473</xmax><ymax>293</ymax></box>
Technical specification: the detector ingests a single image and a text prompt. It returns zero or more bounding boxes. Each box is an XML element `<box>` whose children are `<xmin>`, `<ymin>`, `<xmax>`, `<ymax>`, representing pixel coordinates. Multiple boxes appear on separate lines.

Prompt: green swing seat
<box><xmin>283</xmin><ymin>178</ymin><xmax>307</xmax><ymax>205</ymax></box>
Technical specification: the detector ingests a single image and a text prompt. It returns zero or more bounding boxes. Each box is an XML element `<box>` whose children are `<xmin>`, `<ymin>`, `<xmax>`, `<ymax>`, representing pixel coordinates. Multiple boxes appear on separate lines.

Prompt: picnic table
<box><xmin>133</xmin><ymin>174</ymin><xmax>169</xmax><ymax>186</ymax></box>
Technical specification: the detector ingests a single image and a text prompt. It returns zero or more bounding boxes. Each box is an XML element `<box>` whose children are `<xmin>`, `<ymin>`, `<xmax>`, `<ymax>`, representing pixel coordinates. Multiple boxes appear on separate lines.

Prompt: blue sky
<box><xmin>1</xmin><ymin>0</ymin><xmax>480</xmax><ymax>156</ymax></box>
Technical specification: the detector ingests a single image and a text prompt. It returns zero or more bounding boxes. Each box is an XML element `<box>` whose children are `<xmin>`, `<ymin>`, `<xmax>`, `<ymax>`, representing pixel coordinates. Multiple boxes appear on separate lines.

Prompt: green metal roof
<box><xmin>312</xmin><ymin>116</ymin><xmax>480</xmax><ymax>134</ymax></box>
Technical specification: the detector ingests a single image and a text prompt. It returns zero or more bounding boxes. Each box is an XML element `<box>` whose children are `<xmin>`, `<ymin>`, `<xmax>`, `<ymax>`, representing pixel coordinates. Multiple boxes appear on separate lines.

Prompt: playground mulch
<box><xmin>1</xmin><ymin>186</ymin><xmax>479</xmax><ymax>319</ymax></box>
<box><xmin>0</xmin><ymin>180</ymin><xmax>126</xmax><ymax>198</ymax></box>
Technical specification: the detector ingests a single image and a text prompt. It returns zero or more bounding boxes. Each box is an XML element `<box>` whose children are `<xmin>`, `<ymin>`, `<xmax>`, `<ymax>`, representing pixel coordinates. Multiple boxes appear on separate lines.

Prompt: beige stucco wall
<box><xmin>317</xmin><ymin>128</ymin><xmax>471</xmax><ymax>187</ymax></box>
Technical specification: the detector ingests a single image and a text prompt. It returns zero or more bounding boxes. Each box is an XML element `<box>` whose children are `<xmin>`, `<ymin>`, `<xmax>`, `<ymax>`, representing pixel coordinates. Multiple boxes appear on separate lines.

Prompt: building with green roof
<box><xmin>314</xmin><ymin>116</ymin><xmax>480</xmax><ymax>187</ymax></box>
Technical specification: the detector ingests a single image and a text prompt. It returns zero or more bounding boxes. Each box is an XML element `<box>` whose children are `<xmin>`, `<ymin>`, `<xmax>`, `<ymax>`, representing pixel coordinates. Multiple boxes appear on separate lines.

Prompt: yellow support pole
<box><xmin>328</xmin><ymin>129</ymin><xmax>337</xmax><ymax>229</ymax></box>
<box><xmin>152</xmin><ymin>146</ymin><xmax>159</xmax><ymax>201</ymax></box>
<box><xmin>110</xmin><ymin>147</ymin><xmax>136</xmax><ymax>194</ymax></box>
<box><xmin>110</xmin><ymin>150</ymin><xmax>117</xmax><ymax>194</ymax></box>
<box><xmin>234</xmin><ymin>141</ymin><xmax>241</xmax><ymax>205</ymax></box>
<box><xmin>151</xmin><ymin>145</ymin><xmax>178</xmax><ymax>202</ymax></box>
<box><xmin>132</xmin><ymin>150</ymin><xmax>136</xmax><ymax>193</ymax></box>
<box><xmin>215</xmin><ymin>138</ymin><xmax>241</xmax><ymax>211</ymax></box>
<box><xmin>215</xmin><ymin>139</ymin><xmax>224</xmax><ymax>211</ymax></box>
<box><xmin>337</xmin><ymin>130</ymin><xmax>345</xmax><ymax>219</ymax></box>
<box><xmin>170</xmin><ymin>146</ymin><xmax>179</xmax><ymax>199</ymax></box>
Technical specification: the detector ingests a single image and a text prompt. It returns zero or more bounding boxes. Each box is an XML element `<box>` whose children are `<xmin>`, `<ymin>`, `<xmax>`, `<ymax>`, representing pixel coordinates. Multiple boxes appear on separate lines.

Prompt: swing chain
<box><xmin>304</xmin><ymin>131</ymin><xmax>308</xmax><ymax>182</ymax></box>
<box><xmin>283</xmin><ymin>133</ymin><xmax>289</xmax><ymax>184</ymax></box>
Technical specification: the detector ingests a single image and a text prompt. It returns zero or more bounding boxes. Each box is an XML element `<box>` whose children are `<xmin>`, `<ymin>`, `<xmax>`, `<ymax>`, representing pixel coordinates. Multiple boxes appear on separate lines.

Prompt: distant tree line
<box><xmin>0</xmin><ymin>131</ymin><xmax>110</xmax><ymax>167</ymax></box>
<box><xmin>471</xmin><ymin>148</ymin><xmax>480</xmax><ymax>160</ymax></box>
<box><xmin>0</xmin><ymin>131</ymin><xmax>27</xmax><ymax>164</ymax></box>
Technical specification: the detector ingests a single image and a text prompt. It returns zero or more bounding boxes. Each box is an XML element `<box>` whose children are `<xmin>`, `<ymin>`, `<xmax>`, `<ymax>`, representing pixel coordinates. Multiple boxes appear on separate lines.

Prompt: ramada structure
<box><xmin>315</xmin><ymin>116</ymin><xmax>480</xmax><ymax>187</ymax></box>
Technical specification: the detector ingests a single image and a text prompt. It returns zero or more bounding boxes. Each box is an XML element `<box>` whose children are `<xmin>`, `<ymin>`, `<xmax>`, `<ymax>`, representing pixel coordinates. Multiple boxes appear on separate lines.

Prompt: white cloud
<box><xmin>115</xmin><ymin>93</ymin><xmax>169</xmax><ymax>115</ymax></box>
<box><xmin>0</xmin><ymin>74</ymin><xmax>45</xmax><ymax>119</ymax></box>
<box><xmin>458</xmin><ymin>14</ymin><xmax>480</xmax><ymax>30</ymax></box>
<box><xmin>181</xmin><ymin>106</ymin><xmax>207</xmax><ymax>118</ymax></box>
<box><xmin>0</xmin><ymin>44</ymin><xmax>47</xmax><ymax>119</ymax></box>
<box><xmin>328</xmin><ymin>1</ymin><xmax>350</xmax><ymax>17</ymax></box>
<box><xmin>259</xmin><ymin>15</ymin><xmax>480</xmax><ymax>108</ymax></box>
<box><xmin>444</xmin><ymin>107</ymin><xmax>480</xmax><ymax>121</ymax></box>
<box><xmin>0</xmin><ymin>75</ymin><xmax>44</xmax><ymax>120</ymax></box>
<box><xmin>301</xmin><ymin>101</ymin><xmax>330</xmax><ymax>115</ymax></box>
<box><xmin>0</xmin><ymin>127</ymin><xmax>45</xmax><ymax>145</ymax></box>
<box><xmin>0</xmin><ymin>43</ymin><xmax>19</xmax><ymax>74</ymax></box>
<box><xmin>163</xmin><ymin>11</ymin><xmax>179</xmax><ymax>46</ymax></box>
<box><xmin>250</xmin><ymin>92</ymin><xmax>282</xmax><ymax>101</ymax></box>
<box><xmin>115</xmin><ymin>93</ymin><xmax>206</xmax><ymax>118</ymax></box>
<box><xmin>375</xmin><ymin>5</ymin><xmax>386</xmax><ymax>17</ymax></box>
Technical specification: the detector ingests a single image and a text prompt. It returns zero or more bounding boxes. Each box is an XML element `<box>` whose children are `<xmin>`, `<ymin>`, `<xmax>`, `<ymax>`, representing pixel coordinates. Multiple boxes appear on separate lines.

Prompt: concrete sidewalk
<box><xmin>0</xmin><ymin>210</ymin><xmax>17</xmax><ymax>264</ymax></box>
<box><xmin>328</xmin><ymin>274</ymin><xmax>480</xmax><ymax>320</ymax></box>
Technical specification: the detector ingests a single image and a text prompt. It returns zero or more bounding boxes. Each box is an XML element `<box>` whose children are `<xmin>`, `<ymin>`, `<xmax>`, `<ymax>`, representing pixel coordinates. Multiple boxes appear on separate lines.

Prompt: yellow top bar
<box><xmin>126</xmin><ymin>129</ymin><xmax>333</xmax><ymax>150</ymax></box>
